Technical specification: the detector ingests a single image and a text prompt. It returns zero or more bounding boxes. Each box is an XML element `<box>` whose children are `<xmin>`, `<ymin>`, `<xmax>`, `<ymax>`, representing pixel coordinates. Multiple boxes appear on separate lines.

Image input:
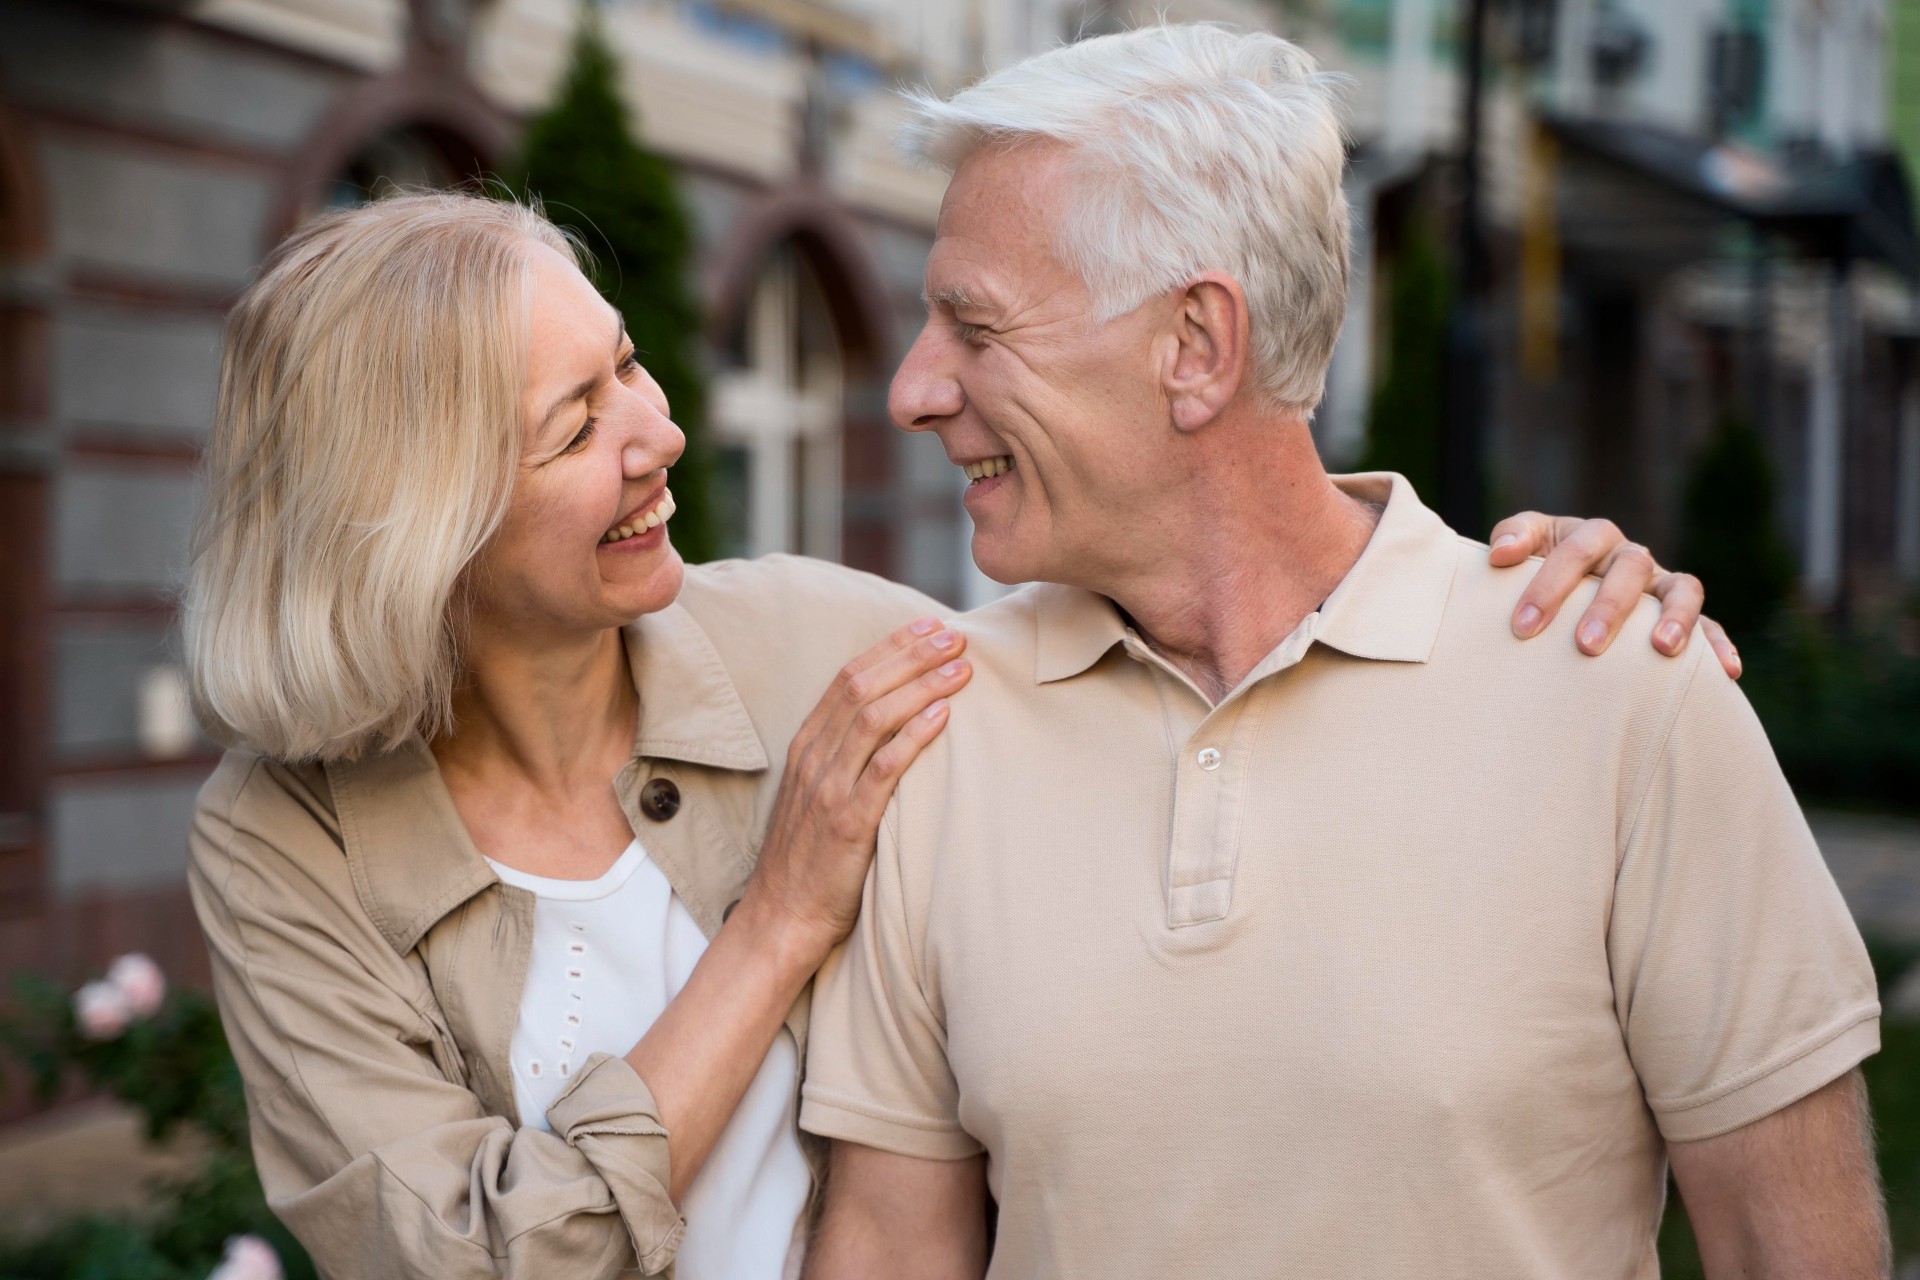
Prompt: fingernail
<box><xmin>931</xmin><ymin>629</ymin><xmax>958</xmax><ymax>650</ymax></box>
<box><xmin>939</xmin><ymin>659</ymin><xmax>966</xmax><ymax>677</ymax></box>
<box><xmin>1492</xmin><ymin>532</ymin><xmax>1519</xmax><ymax>550</ymax></box>
<box><xmin>922</xmin><ymin>699</ymin><xmax>949</xmax><ymax>719</ymax></box>
<box><xmin>909</xmin><ymin>617</ymin><xmax>940</xmax><ymax>636</ymax></box>
<box><xmin>1657</xmin><ymin>621</ymin><xmax>1683</xmax><ymax>650</ymax></box>
<box><xmin>1515</xmin><ymin>604</ymin><xmax>1542</xmax><ymax>637</ymax></box>
<box><xmin>1578</xmin><ymin>620</ymin><xmax>1606</xmax><ymax>651</ymax></box>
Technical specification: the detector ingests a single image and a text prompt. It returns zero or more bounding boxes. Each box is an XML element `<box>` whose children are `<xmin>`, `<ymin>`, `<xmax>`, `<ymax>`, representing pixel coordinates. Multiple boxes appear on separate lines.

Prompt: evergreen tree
<box><xmin>509</xmin><ymin>10</ymin><xmax>719</xmax><ymax>562</ymax></box>
<box><xmin>1678</xmin><ymin>414</ymin><xmax>1796</xmax><ymax>635</ymax></box>
<box><xmin>1357</xmin><ymin>221</ymin><xmax>1450</xmax><ymax>504</ymax></box>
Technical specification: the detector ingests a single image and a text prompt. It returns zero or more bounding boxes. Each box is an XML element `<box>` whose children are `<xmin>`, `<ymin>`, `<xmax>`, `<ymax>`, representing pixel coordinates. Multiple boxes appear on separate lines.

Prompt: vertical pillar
<box><xmin>1803</xmin><ymin>261</ymin><xmax>1850</xmax><ymax>609</ymax></box>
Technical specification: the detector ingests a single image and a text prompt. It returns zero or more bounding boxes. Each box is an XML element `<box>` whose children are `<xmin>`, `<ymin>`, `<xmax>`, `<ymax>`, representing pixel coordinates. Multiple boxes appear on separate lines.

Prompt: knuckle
<box><xmin>842</xmin><ymin>673</ymin><xmax>873</xmax><ymax>705</ymax></box>
<box><xmin>1620</xmin><ymin>542</ymin><xmax>1657</xmax><ymax>569</ymax></box>
<box><xmin>853</xmin><ymin>704</ymin><xmax>888</xmax><ymax>737</ymax></box>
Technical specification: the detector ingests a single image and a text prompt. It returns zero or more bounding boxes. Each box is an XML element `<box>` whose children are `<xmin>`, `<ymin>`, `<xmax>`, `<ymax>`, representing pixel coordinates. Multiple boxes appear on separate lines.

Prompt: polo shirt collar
<box><xmin>330</xmin><ymin>599</ymin><xmax>770</xmax><ymax>955</ymax></box>
<box><xmin>1310</xmin><ymin>471</ymin><xmax>1458</xmax><ymax>665</ymax></box>
<box><xmin>1031</xmin><ymin>471</ymin><xmax>1457</xmax><ymax>685</ymax></box>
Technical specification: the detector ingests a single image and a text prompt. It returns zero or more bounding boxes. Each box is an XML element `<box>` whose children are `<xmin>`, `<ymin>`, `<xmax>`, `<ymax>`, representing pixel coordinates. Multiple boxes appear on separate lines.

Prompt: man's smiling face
<box><xmin>888</xmin><ymin>141</ymin><xmax>1178</xmax><ymax>589</ymax></box>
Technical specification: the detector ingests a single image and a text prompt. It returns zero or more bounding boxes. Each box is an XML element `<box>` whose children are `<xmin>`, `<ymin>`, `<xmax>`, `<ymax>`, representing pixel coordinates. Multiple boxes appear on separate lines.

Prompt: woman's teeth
<box><xmin>963</xmin><ymin>456</ymin><xmax>1012</xmax><ymax>483</ymax></box>
<box><xmin>602</xmin><ymin>490</ymin><xmax>675</xmax><ymax>543</ymax></box>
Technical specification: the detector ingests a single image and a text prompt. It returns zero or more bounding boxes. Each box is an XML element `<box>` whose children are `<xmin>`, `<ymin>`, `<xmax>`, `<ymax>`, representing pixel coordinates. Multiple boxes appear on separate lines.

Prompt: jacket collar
<box><xmin>329</xmin><ymin>600</ymin><xmax>770</xmax><ymax>955</ymax></box>
<box><xmin>1033</xmin><ymin>472</ymin><xmax>1459</xmax><ymax>685</ymax></box>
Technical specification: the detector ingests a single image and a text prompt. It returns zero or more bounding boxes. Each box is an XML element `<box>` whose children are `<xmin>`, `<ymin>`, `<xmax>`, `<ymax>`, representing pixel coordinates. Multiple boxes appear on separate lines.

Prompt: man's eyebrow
<box><xmin>922</xmin><ymin>285</ymin><xmax>990</xmax><ymax>311</ymax></box>
<box><xmin>539</xmin><ymin>312</ymin><xmax>626</xmax><ymax>434</ymax></box>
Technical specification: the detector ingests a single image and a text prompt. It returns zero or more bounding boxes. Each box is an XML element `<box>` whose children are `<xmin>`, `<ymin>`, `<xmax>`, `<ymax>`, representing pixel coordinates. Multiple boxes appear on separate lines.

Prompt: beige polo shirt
<box><xmin>800</xmin><ymin>474</ymin><xmax>1881</xmax><ymax>1280</ymax></box>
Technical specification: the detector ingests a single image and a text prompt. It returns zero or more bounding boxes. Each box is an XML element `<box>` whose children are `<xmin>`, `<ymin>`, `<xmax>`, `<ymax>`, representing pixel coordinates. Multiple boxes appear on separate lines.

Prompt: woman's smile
<box><xmin>600</xmin><ymin>487</ymin><xmax>676</xmax><ymax>549</ymax></box>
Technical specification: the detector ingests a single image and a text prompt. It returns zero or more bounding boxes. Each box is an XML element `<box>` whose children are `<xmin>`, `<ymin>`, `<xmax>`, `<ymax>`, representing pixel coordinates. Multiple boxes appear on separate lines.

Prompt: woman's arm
<box><xmin>191</xmin><ymin>781</ymin><xmax>678</xmax><ymax>1278</ymax></box>
<box><xmin>625</xmin><ymin>617</ymin><xmax>972</xmax><ymax>1201</ymax></box>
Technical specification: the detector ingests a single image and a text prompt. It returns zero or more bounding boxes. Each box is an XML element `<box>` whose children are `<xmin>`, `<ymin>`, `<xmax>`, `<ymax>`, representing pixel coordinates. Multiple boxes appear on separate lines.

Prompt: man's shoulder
<box><xmin>678</xmin><ymin>555</ymin><xmax>945</xmax><ymax>660</ymax></box>
<box><xmin>680</xmin><ymin>554</ymin><xmax>941</xmax><ymax>621</ymax></box>
<box><xmin>952</xmin><ymin>583</ymin><xmax>1054</xmax><ymax>657</ymax></box>
<box><xmin>1433</xmin><ymin>537</ymin><xmax>1717</xmax><ymax>712</ymax></box>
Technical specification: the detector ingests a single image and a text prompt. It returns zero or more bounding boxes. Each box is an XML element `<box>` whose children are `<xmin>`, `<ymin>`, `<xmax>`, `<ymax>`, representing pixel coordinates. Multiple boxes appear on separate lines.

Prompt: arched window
<box><xmin>711</xmin><ymin>242</ymin><xmax>847</xmax><ymax>560</ymax></box>
<box><xmin>325</xmin><ymin>124</ymin><xmax>486</xmax><ymax>209</ymax></box>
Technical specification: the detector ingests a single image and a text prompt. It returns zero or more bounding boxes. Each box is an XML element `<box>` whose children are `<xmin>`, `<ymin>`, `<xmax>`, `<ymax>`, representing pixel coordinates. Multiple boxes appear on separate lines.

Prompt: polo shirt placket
<box><xmin>1125</xmin><ymin>622</ymin><xmax>1313</xmax><ymax>929</ymax></box>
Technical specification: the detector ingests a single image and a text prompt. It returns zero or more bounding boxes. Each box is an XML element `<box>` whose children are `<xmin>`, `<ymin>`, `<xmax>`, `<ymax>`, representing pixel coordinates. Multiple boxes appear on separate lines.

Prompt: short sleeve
<box><xmin>1610</xmin><ymin>652</ymin><xmax>1881</xmax><ymax>1143</ymax></box>
<box><xmin>799</xmin><ymin>803</ymin><xmax>983</xmax><ymax>1160</ymax></box>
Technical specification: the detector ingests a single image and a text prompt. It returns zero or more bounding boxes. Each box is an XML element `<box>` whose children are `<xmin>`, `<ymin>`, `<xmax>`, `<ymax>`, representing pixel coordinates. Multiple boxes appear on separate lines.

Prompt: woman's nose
<box><xmin>623</xmin><ymin>411</ymin><xmax>685</xmax><ymax>477</ymax></box>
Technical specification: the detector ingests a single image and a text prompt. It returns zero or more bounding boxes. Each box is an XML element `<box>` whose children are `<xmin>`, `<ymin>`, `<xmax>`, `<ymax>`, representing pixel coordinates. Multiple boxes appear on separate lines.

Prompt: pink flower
<box><xmin>107</xmin><ymin>952</ymin><xmax>166</xmax><ymax>1018</ymax></box>
<box><xmin>208</xmin><ymin>1235</ymin><xmax>283</xmax><ymax>1280</ymax></box>
<box><xmin>73</xmin><ymin>980</ymin><xmax>131</xmax><ymax>1041</ymax></box>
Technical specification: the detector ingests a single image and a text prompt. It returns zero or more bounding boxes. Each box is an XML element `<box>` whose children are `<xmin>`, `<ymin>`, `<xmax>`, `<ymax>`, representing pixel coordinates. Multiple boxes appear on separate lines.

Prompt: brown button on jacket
<box><xmin>188</xmin><ymin>557</ymin><xmax>935</xmax><ymax>1278</ymax></box>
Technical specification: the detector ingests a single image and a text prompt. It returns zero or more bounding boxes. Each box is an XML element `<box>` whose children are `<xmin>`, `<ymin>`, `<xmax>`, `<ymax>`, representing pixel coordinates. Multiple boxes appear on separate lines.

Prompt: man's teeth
<box><xmin>602</xmin><ymin>490</ymin><xmax>676</xmax><ymax>543</ymax></box>
<box><xmin>963</xmin><ymin>456</ymin><xmax>1013</xmax><ymax>482</ymax></box>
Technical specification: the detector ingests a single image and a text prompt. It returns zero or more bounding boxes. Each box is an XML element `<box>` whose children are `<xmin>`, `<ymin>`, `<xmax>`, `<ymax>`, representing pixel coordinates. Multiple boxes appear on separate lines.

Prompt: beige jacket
<box><xmin>188</xmin><ymin>556</ymin><xmax>936</xmax><ymax>1279</ymax></box>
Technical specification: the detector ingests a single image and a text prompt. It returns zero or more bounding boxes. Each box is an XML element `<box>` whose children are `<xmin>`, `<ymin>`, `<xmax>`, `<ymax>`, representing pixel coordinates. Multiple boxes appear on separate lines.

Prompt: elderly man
<box><xmin>798</xmin><ymin>24</ymin><xmax>1887</xmax><ymax>1280</ymax></box>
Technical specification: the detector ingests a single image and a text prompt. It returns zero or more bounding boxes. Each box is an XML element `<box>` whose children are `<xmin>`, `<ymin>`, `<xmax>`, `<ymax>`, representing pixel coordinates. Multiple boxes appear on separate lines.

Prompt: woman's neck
<box><xmin>431</xmin><ymin>623</ymin><xmax>637</xmax><ymax>795</ymax></box>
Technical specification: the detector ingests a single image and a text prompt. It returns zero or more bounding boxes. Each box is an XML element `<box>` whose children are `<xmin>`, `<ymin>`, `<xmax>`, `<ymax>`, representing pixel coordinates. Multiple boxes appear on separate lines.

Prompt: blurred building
<box><xmin>0</xmin><ymin>0</ymin><xmax>1271</xmax><ymax>996</ymax></box>
<box><xmin>1306</xmin><ymin>0</ymin><xmax>1920</xmax><ymax>613</ymax></box>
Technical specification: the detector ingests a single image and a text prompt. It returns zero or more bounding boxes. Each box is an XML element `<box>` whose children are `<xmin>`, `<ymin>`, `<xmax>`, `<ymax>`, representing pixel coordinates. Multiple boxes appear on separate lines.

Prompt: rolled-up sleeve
<box><xmin>189</xmin><ymin>773</ymin><xmax>685</xmax><ymax>1277</ymax></box>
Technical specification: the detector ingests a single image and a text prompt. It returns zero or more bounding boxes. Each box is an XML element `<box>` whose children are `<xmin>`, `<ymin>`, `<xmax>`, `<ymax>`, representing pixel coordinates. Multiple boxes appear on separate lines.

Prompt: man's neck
<box><xmin>431</xmin><ymin>621</ymin><xmax>637</xmax><ymax>795</ymax></box>
<box><xmin>1102</xmin><ymin>439</ymin><xmax>1380</xmax><ymax>704</ymax></box>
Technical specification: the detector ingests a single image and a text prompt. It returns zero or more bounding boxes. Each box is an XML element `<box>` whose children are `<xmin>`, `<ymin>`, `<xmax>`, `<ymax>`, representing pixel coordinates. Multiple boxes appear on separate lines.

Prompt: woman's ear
<box><xmin>1165</xmin><ymin>273</ymin><xmax>1250</xmax><ymax>433</ymax></box>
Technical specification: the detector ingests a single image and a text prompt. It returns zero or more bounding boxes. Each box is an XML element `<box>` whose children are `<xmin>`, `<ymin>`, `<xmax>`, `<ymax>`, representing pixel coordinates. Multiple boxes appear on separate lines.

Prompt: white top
<box><xmin>487</xmin><ymin>841</ymin><xmax>810</xmax><ymax>1280</ymax></box>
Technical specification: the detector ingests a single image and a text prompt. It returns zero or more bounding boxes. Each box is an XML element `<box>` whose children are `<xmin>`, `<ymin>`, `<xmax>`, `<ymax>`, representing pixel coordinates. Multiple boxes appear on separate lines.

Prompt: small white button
<box><xmin>1197</xmin><ymin>747</ymin><xmax>1222</xmax><ymax>771</ymax></box>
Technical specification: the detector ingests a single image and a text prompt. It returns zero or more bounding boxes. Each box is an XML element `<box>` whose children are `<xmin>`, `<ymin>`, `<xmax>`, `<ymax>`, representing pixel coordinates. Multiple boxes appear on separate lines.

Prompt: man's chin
<box><xmin>970</xmin><ymin>534</ymin><xmax>1042</xmax><ymax>587</ymax></box>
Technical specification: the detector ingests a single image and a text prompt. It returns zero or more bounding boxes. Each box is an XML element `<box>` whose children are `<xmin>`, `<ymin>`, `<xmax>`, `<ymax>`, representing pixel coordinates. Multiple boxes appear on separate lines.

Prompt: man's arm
<box><xmin>1667</xmin><ymin>1070</ymin><xmax>1890</xmax><ymax>1279</ymax></box>
<box><xmin>807</xmin><ymin>1141</ymin><xmax>991</xmax><ymax>1280</ymax></box>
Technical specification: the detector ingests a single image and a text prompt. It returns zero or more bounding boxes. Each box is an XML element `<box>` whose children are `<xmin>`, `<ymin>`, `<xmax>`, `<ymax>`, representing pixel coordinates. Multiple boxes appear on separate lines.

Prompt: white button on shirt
<box><xmin>488</xmin><ymin>841</ymin><xmax>811</xmax><ymax>1280</ymax></box>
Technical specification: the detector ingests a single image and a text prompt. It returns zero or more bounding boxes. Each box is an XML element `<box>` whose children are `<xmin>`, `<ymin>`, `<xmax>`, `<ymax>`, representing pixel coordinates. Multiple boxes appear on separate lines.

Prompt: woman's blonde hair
<box><xmin>185</xmin><ymin>191</ymin><xmax>581</xmax><ymax>762</ymax></box>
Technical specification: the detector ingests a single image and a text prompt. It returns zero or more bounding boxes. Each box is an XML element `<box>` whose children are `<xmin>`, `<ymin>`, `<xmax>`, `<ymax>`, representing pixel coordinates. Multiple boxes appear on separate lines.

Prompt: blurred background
<box><xmin>0</xmin><ymin>0</ymin><xmax>1916</xmax><ymax>1275</ymax></box>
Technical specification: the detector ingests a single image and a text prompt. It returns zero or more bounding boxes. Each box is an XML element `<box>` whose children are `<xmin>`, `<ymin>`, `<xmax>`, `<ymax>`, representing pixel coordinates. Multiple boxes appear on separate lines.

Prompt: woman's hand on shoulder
<box><xmin>1488</xmin><ymin>512</ymin><xmax>1739</xmax><ymax>678</ymax></box>
<box><xmin>734</xmin><ymin>617</ymin><xmax>972</xmax><ymax>963</ymax></box>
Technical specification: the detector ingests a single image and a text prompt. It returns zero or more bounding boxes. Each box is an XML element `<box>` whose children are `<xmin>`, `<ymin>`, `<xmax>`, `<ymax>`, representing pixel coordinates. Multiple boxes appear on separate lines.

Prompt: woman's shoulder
<box><xmin>191</xmin><ymin>749</ymin><xmax>343</xmax><ymax>882</ymax></box>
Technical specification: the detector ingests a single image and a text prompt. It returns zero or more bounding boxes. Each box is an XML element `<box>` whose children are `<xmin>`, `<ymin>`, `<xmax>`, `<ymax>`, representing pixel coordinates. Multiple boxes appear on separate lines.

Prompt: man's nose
<box><xmin>888</xmin><ymin>324</ymin><xmax>965</xmax><ymax>433</ymax></box>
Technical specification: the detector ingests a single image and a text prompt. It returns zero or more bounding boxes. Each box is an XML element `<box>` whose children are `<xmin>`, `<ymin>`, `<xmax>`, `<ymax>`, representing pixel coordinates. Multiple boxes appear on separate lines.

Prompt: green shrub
<box><xmin>1740</xmin><ymin>616</ymin><xmax>1920</xmax><ymax>816</ymax></box>
<box><xmin>1359</xmin><ymin>219</ymin><xmax>1450</xmax><ymax>504</ymax></box>
<box><xmin>1678</xmin><ymin>415</ymin><xmax>1797</xmax><ymax>636</ymax></box>
<box><xmin>0</xmin><ymin>966</ymin><xmax>312</xmax><ymax>1280</ymax></box>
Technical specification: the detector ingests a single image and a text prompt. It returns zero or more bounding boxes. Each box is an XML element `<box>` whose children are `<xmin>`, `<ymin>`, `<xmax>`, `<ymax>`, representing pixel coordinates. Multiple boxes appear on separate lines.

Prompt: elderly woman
<box><xmin>183</xmin><ymin>192</ymin><xmax>1720</xmax><ymax>1279</ymax></box>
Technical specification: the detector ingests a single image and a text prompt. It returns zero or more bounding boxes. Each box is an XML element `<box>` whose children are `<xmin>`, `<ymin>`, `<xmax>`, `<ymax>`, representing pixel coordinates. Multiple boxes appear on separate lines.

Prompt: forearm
<box><xmin>1669</xmin><ymin>1070</ymin><xmax>1890</xmax><ymax>1280</ymax></box>
<box><xmin>806</xmin><ymin>1144</ymin><xmax>989</xmax><ymax>1279</ymax></box>
<box><xmin>625</xmin><ymin>885</ymin><xmax>828</xmax><ymax>1202</ymax></box>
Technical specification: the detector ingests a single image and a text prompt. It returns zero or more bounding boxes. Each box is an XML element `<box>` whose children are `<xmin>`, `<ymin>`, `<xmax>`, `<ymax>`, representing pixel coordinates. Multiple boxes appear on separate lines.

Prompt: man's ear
<box><xmin>1164</xmin><ymin>272</ymin><xmax>1249</xmax><ymax>433</ymax></box>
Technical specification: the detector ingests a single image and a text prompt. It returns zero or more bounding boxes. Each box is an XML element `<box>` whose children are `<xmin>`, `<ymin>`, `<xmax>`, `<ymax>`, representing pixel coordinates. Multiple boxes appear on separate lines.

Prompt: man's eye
<box><xmin>954</xmin><ymin>323</ymin><xmax>987</xmax><ymax>345</ymax></box>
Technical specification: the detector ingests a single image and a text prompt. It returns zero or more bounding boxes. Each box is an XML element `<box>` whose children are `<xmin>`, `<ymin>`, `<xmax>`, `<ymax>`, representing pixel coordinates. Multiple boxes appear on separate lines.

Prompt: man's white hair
<box><xmin>902</xmin><ymin>23</ymin><xmax>1351</xmax><ymax>416</ymax></box>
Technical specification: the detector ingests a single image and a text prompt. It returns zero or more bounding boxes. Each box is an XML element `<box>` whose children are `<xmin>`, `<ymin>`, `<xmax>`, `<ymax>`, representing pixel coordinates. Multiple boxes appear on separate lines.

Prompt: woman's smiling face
<box><xmin>464</xmin><ymin>241</ymin><xmax>688</xmax><ymax>639</ymax></box>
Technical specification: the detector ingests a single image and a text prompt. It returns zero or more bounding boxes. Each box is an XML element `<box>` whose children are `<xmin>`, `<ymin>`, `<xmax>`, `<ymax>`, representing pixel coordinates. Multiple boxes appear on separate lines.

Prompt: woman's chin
<box><xmin>609</xmin><ymin>547</ymin><xmax>685</xmax><ymax>619</ymax></box>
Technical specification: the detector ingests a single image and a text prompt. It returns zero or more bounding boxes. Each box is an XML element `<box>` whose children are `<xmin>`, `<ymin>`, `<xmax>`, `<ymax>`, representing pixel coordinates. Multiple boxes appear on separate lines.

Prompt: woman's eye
<box><xmin>566</xmin><ymin>419</ymin><xmax>596</xmax><ymax>452</ymax></box>
<box><xmin>618</xmin><ymin>351</ymin><xmax>641</xmax><ymax>375</ymax></box>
